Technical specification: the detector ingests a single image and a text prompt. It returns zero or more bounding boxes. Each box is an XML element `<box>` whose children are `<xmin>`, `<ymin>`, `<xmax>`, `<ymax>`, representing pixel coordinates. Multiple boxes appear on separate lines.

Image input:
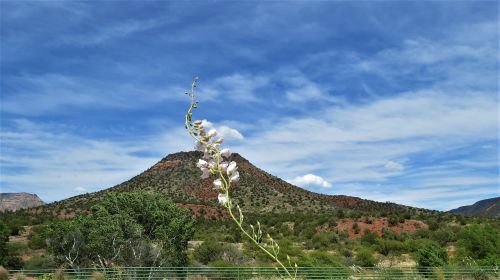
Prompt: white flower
<box><xmin>208</xmin><ymin>159</ymin><xmax>217</xmax><ymax>170</ymax></box>
<box><xmin>207</xmin><ymin>129</ymin><xmax>217</xmax><ymax>138</ymax></box>
<box><xmin>195</xmin><ymin>141</ymin><xmax>205</xmax><ymax>152</ymax></box>
<box><xmin>200</xmin><ymin>167</ymin><xmax>210</xmax><ymax>179</ymax></box>
<box><xmin>220</xmin><ymin>148</ymin><xmax>231</xmax><ymax>158</ymax></box>
<box><xmin>218</xmin><ymin>193</ymin><xmax>228</xmax><ymax>205</ymax></box>
<box><xmin>213</xmin><ymin>179</ymin><xmax>223</xmax><ymax>189</ymax></box>
<box><xmin>197</xmin><ymin>159</ymin><xmax>208</xmax><ymax>168</ymax></box>
<box><xmin>220</xmin><ymin>162</ymin><xmax>228</xmax><ymax>172</ymax></box>
<box><xmin>227</xmin><ymin>161</ymin><xmax>237</xmax><ymax>175</ymax></box>
<box><xmin>230</xmin><ymin>171</ymin><xmax>240</xmax><ymax>182</ymax></box>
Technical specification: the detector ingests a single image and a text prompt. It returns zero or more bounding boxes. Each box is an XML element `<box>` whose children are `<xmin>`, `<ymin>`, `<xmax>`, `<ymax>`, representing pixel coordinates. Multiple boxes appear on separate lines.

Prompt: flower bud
<box><xmin>200</xmin><ymin>167</ymin><xmax>210</xmax><ymax>179</ymax></box>
<box><xmin>218</xmin><ymin>193</ymin><xmax>228</xmax><ymax>205</ymax></box>
<box><xmin>215</xmin><ymin>136</ymin><xmax>224</xmax><ymax>145</ymax></box>
<box><xmin>230</xmin><ymin>171</ymin><xmax>240</xmax><ymax>182</ymax></box>
<box><xmin>213</xmin><ymin>179</ymin><xmax>222</xmax><ymax>189</ymax></box>
<box><xmin>220</xmin><ymin>148</ymin><xmax>231</xmax><ymax>158</ymax></box>
<box><xmin>196</xmin><ymin>159</ymin><xmax>208</xmax><ymax>168</ymax></box>
<box><xmin>207</xmin><ymin>129</ymin><xmax>217</xmax><ymax>138</ymax></box>
<box><xmin>208</xmin><ymin>159</ymin><xmax>217</xmax><ymax>170</ymax></box>
<box><xmin>220</xmin><ymin>162</ymin><xmax>228</xmax><ymax>172</ymax></box>
<box><xmin>227</xmin><ymin>161</ymin><xmax>237</xmax><ymax>175</ymax></box>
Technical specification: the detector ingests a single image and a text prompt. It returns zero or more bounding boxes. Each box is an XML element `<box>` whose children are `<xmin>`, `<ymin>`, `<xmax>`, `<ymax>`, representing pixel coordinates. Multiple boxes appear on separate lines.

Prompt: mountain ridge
<box><xmin>449</xmin><ymin>197</ymin><xmax>499</xmax><ymax>217</ymax></box>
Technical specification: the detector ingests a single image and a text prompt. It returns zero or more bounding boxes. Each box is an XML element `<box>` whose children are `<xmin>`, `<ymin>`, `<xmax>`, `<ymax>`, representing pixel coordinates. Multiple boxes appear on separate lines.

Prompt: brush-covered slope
<box><xmin>37</xmin><ymin>151</ymin><xmax>429</xmax><ymax>219</ymax></box>
<box><xmin>449</xmin><ymin>197</ymin><xmax>500</xmax><ymax>218</ymax></box>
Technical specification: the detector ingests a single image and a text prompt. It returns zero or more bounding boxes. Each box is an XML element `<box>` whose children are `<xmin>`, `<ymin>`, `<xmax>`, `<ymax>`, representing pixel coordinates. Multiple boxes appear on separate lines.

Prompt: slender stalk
<box><xmin>184</xmin><ymin>77</ymin><xmax>296</xmax><ymax>279</ymax></box>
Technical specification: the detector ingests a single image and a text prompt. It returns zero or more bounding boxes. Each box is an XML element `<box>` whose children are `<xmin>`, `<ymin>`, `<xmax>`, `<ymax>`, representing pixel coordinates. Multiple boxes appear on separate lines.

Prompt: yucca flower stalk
<box><xmin>185</xmin><ymin>77</ymin><xmax>297</xmax><ymax>279</ymax></box>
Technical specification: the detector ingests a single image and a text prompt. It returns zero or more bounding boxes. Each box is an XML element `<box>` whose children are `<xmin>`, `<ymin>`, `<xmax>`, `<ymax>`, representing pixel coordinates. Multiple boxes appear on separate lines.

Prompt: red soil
<box><xmin>151</xmin><ymin>160</ymin><xmax>182</xmax><ymax>170</ymax></box>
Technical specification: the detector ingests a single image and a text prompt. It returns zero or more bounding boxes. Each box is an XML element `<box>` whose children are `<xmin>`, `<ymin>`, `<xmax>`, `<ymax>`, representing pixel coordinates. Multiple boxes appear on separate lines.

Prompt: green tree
<box><xmin>47</xmin><ymin>191</ymin><xmax>195</xmax><ymax>268</ymax></box>
<box><xmin>46</xmin><ymin>217</ymin><xmax>85</xmax><ymax>268</ymax></box>
<box><xmin>456</xmin><ymin>224</ymin><xmax>499</xmax><ymax>265</ymax></box>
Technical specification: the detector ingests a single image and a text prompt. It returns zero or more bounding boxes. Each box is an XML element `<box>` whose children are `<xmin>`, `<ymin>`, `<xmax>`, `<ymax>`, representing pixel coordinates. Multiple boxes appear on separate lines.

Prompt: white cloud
<box><xmin>199</xmin><ymin>73</ymin><xmax>269</xmax><ymax>102</ymax></box>
<box><xmin>236</xmin><ymin>88</ymin><xmax>497</xmax><ymax>179</ymax></box>
<box><xmin>200</xmin><ymin>119</ymin><xmax>244</xmax><ymax>140</ymax></box>
<box><xmin>288</xmin><ymin>174</ymin><xmax>332</xmax><ymax>188</ymax></box>
<box><xmin>217</xmin><ymin>126</ymin><xmax>244</xmax><ymax>140</ymax></box>
<box><xmin>285</xmin><ymin>75</ymin><xmax>326</xmax><ymax>102</ymax></box>
<box><xmin>384</xmin><ymin>161</ymin><xmax>404</xmax><ymax>171</ymax></box>
<box><xmin>1</xmin><ymin>73</ymin><xmax>180</xmax><ymax>116</ymax></box>
<box><xmin>74</xmin><ymin>186</ymin><xmax>87</xmax><ymax>193</ymax></box>
<box><xmin>61</xmin><ymin>19</ymin><xmax>162</xmax><ymax>46</ymax></box>
<box><xmin>0</xmin><ymin>120</ymin><xmax>192</xmax><ymax>202</ymax></box>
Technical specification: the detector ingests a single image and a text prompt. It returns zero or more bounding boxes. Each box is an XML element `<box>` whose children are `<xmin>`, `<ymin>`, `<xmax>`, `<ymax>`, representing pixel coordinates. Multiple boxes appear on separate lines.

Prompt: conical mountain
<box><xmin>49</xmin><ymin>151</ymin><xmax>425</xmax><ymax>219</ymax></box>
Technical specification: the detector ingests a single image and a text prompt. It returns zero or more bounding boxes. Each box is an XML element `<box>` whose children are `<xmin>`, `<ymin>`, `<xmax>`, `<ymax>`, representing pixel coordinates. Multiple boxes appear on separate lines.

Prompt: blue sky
<box><xmin>1</xmin><ymin>1</ymin><xmax>498</xmax><ymax>210</ymax></box>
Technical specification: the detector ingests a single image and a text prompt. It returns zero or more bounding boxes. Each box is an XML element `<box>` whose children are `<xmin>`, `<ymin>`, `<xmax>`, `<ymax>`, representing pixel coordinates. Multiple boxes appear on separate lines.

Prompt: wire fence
<box><xmin>6</xmin><ymin>266</ymin><xmax>499</xmax><ymax>280</ymax></box>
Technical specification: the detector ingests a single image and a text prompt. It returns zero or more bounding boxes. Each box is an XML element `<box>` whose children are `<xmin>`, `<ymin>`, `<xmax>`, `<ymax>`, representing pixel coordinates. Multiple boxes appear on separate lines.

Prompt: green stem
<box><xmin>184</xmin><ymin>77</ymin><xmax>294</xmax><ymax>279</ymax></box>
<box><xmin>225</xmin><ymin>202</ymin><xmax>293</xmax><ymax>278</ymax></box>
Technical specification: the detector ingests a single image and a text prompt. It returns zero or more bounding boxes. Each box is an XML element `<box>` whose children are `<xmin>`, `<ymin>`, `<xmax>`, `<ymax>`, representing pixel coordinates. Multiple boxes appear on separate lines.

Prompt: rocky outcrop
<box><xmin>0</xmin><ymin>192</ymin><xmax>44</xmax><ymax>212</ymax></box>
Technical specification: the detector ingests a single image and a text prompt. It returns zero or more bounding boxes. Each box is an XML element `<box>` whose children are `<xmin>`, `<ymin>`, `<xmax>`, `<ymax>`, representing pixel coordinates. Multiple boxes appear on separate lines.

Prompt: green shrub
<box><xmin>355</xmin><ymin>248</ymin><xmax>377</xmax><ymax>267</ymax></box>
<box><xmin>377</xmin><ymin>239</ymin><xmax>404</xmax><ymax>256</ymax></box>
<box><xmin>388</xmin><ymin>216</ymin><xmax>398</xmax><ymax>226</ymax></box>
<box><xmin>221</xmin><ymin>243</ymin><xmax>246</xmax><ymax>264</ymax></box>
<box><xmin>28</xmin><ymin>234</ymin><xmax>46</xmax><ymax>249</ymax></box>
<box><xmin>6</xmin><ymin>242</ymin><xmax>28</xmax><ymax>256</ymax></box>
<box><xmin>415</xmin><ymin>243</ymin><xmax>448</xmax><ymax>267</ymax></box>
<box><xmin>23</xmin><ymin>255</ymin><xmax>56</xmax><ymax>270</ymax></box>
<box><xmin>361</xmin><ymin>229</ymin><xmax>378</xmax><ymax>245</ymax></box>
<box><xmin>431</xmin><ymin>228</ymin><xmax>456</xmax><ymax>247</ymax></box>
<box><xmin>193</xmin><ymin>240</ymin><xmax>223</xmax><ymax>264</ymax></box>
<box><xmin>310</xmin><ymin>232</ymin><xmax>338</xmax><ymax>249</ymax></box>
<box><xmin>0</xmin><ymin>221</ymin><xmax>9</xmax><ymax>266</ymax></box>
<box><xmin>306</xmin><ymin>250</ymin><xmax>343</xmax><ymax>267</ymax></box>
<box><xmin>338</xmin><ymin>230</ymin><xmax>349</xmax><ymax>242</ymax></box>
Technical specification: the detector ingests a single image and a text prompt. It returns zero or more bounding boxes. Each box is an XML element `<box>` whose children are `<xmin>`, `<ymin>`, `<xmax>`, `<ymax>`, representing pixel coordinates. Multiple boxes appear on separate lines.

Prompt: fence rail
<box><xmin>7</xmin><ymin>266</ymin><xmax>499</xmax><ymax>279</ymax></box>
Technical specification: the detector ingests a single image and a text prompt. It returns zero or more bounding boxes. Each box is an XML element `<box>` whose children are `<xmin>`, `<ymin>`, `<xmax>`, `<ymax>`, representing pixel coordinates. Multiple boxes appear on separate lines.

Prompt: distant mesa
<box><xmin>0</xmin><ymin>192</ymin><xmax>45</xmax><ymax>212</ymax></box>
<box><xmin>448</xmin><ymin>197</ymin><xmax>499</xmax><ymax>218</ymax></box>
